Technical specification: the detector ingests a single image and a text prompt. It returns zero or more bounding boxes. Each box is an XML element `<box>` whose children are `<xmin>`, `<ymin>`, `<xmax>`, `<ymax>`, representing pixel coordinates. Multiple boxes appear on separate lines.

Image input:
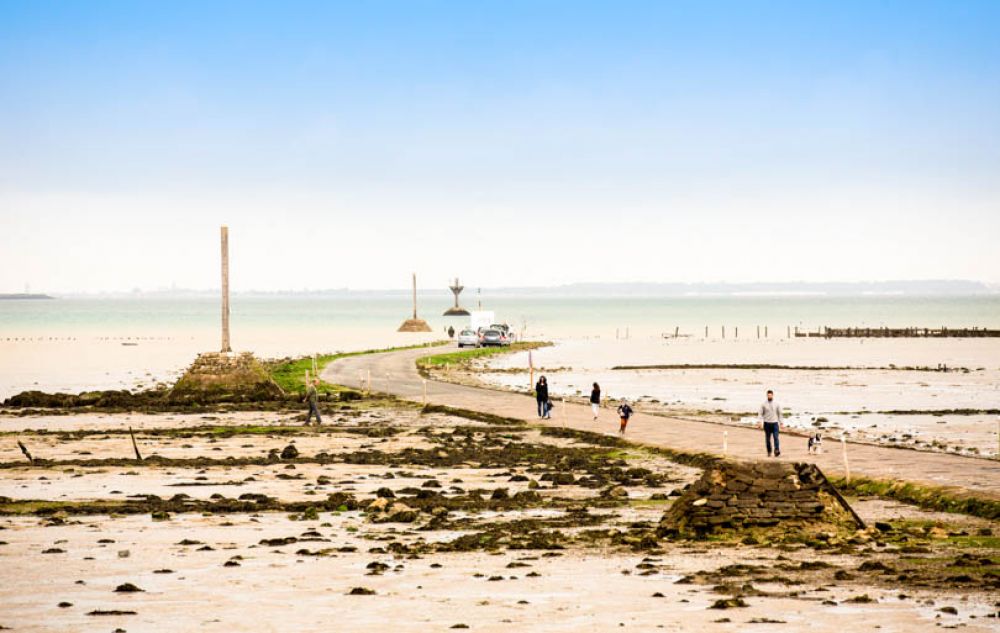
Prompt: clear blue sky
<box><xmin>1</xmin><ymin>1</ymin><xmax>998</xmax><ymax>292</ymax></box>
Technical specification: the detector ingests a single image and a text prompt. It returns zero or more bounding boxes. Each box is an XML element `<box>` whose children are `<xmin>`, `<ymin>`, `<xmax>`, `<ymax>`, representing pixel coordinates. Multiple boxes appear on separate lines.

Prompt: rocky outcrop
<box><xmin>658</xmin><ymin>459</ymin><xmax>863</xmax><ymax>537</ymax></box>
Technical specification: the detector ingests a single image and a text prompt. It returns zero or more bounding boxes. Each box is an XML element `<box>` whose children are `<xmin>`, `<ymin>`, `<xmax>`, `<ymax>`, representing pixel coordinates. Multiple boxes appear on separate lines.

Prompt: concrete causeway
<box><xmin>323</xmin><ymin>345</ymin><xmax>1000</xmax><ymax>500</ymax></box>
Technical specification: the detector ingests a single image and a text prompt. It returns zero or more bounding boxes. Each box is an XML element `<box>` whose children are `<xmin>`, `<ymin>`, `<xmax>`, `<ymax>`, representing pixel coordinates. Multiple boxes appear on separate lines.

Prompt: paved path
<box><xmin>324</xmin><ymin>345</ymin><xmax>1000</xmax><ymax>499</ymax></box>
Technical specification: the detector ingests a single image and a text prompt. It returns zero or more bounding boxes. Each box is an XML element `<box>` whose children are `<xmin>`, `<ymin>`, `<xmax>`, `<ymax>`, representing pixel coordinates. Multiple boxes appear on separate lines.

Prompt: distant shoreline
<box><xmin>0</xmin><ymin>293</ymin><xmax>55</xmax><ymax>300</ymax></box>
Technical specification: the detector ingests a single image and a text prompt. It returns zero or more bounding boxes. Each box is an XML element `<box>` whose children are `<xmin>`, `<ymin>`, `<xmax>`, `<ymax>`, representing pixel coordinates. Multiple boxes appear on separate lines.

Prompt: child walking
<box><xmin>617</xmin><ymin>399</ymin><xmax>633</xmax><ymax>435</ymax></box>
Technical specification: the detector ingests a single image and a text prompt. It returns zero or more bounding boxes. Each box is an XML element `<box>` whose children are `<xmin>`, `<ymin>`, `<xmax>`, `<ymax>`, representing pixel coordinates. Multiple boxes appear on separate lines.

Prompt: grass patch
<box><xmin>269</xmin><ymin>341</ymin><xmax>448</xmax><ymax>395</ymax></box>
<box><xmin>946</xmin><ymin>534</ymin><xmax>1000</xmax><ymax>550</ymax></box>
<box><xmin>416</xmin><ymin>341</ymin><xmax>551</xmax><ymax>373</ymax></box>
<box><xmin>830</xmin><ymin>475</ymin><xmax>1000</xmax><ymax>521</ymax></box>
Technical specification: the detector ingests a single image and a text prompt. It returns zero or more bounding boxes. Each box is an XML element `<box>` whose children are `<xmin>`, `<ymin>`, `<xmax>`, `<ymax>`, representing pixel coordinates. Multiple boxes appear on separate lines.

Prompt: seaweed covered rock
<box><xmin>657</xmin><ymin>459</ymin><xmax>862</xmax><ymax>538</ymax></box>
<box><xmin>3</xmin><ymin>389</ymin><xmax>162</xmax><ymax>409</ymax></box>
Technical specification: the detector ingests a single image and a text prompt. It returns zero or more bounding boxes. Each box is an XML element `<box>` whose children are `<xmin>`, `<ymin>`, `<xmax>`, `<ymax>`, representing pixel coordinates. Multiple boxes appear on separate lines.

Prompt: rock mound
<box><xmin>169</xmin><ymin>352</ymin><xmax>284</xmax><ymax>403</ymax></box>
<box><xmin>397</xmin><ymin>318</ymin><xmax>432</xmax><ymax>332</ymax></box>
<box><xmin>657</xmin><ymin>459</ymin><xmax>863</xmax><ymax>537</ymax></box>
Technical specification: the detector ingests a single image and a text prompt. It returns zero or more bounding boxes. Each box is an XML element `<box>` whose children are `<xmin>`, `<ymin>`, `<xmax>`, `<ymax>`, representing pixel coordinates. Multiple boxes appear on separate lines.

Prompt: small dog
<box><xmin>807</xmin><ymin>433</ymin><xmax>823</xmax><ymax>454</ymax></box>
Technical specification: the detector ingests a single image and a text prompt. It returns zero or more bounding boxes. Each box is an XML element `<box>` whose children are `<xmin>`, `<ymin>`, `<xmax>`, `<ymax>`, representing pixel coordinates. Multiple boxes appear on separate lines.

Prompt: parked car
<box><xmin>480</xmin><ymin>329</ymin><xmax>505</xmax><ymax>347</ymax></box>
<box><xmin>489</xmin><ymin>323</ymin><xmax>515</xmax><ymax>344</ymax></box>
<box><xmin>457</xmin><ymin>329</ymin><xmax>480</xmax><ymax>348</ymax></box>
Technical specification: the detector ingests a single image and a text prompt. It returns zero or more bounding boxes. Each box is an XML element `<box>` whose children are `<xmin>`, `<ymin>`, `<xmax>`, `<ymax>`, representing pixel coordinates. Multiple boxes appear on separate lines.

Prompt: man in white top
<box><xmin>759</xmin><ymin>389</ymin><xmax>782</xmax><ymax>457</ymax></box>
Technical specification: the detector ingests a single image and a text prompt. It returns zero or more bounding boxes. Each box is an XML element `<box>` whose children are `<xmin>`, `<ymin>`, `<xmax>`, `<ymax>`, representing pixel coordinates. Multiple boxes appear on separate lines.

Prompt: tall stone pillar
<box><xmin>221</xmin><ymin>226</ymin><xmax>231</xmax><ymax>353</ymax></box>
<box><xmin>397</xmin><ymin>272</ymin><xmax>432</xmax><ymax>332</ymax></box>
<box><xmin>412</xmin><ymin>272</ymin><xmax>418</xmax><ymax>320</ymax></box>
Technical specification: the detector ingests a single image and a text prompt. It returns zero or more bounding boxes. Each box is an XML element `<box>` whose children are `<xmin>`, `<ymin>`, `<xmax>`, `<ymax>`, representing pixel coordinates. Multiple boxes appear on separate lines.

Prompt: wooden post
<box><xmin>674</xmin><ymin>326</ymin><xmax>679</xmax><ymax>338</ymax></box>
<box><xmin>757</xmin><ymin>325</ymin><xmax>760</xmax><ymax>339</ymax></box>
<box><xmin>128</xmin><ymin>426</ymin><xmax>143</xmax><ymax>462</ymax></box>
<box><xmin>705</xmin><ymin>325</ymin><xmax>708</xmax><ymax>338</ymax></box>
<box><xmin>735</xmin><ymin>326</ymin><xmax>738</xmax><ymax>339</ymax></box>
<box><xmin>841</xmin><ymin>433</ymin><xmax>850</xmax><ymax>483</ymax></box>
<box><xmin>765</xmin><ymin>326</ymin><xmax>768</xmax><ymax>338</ymax></box>
<box><xmin>220</xmin><ymin>226</ymin><xmax>232</xmax><ymax>353</ymax></box>
<box><xmin>17</xmin><ymin>440</ymin><xmax>33</xmax><ymax>465</ymax></box>
<box><xmin>722</xmin><ymin>325</ymin><xmax>725</xmax><ymax>339</ymax></box>
<box><xmin>787</xmin><ymin>325</ymin><xmax>791</xmax><ymax>338</ymax></box>
<box><xmin>528</xmin><ymin>350</ymin><xmax>534</xmax><ymax>393</ymax></box>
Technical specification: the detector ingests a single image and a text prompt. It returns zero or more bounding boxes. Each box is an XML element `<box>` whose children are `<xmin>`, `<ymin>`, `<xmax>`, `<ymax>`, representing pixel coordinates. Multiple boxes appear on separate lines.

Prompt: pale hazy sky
<box><xmin>1</xmin><ymin>1</ymin><xmax>998</xmax><ymax>293</ymax></box>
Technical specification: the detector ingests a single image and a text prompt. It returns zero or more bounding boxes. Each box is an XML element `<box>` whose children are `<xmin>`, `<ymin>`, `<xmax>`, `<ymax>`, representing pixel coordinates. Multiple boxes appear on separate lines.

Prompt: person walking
<box><xmin>590</xmin><ymin>383</ymin><xmax>601</xmax><ymax>420</ymax></box>
<box><xmin>617</xmin><ymin>399</ymin><xmax>633</xmax><ymax>435</ymax></box>
<box><xmin>304</xmin><ymin>378</ymin><xmax>322</xmax><ymax>426</ymax></box>
<box><xmin>759</xmin><ymin>389</ymin><xmax>782</xmax><ymax>457</ymax></box>
<box><xmin>535</xmin><ymin>376</ymin><xmax>549</xmax><ymax>418</ymax></box>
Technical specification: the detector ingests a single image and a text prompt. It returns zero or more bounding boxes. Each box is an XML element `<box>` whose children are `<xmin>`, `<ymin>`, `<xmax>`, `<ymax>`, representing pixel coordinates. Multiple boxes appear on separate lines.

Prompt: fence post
<box><xmin>841</xmin><ymin>433</ymin><xmax>850</xmax><ymax>483</ymax></box>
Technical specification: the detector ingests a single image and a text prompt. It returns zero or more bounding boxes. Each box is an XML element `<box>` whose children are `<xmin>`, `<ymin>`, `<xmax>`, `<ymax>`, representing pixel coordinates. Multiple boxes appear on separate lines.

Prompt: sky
<box><xmin>1</xmin><ymin>1</ymin><xmax>998</xmax><ymax>293</ymax></box>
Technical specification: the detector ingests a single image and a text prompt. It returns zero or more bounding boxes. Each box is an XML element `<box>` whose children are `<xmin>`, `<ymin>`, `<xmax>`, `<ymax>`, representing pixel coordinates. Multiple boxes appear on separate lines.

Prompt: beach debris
<box><xmin>113</xmin><ymin>583</ymin><xmax>144</xmax><ymax>593</ymax></box>
<box><xmin>128</xmin><ymin>426</ymin><xmax>142</xmax><ymax>462</ymax></box>
<box><xmin>86</xmin><ymin>610</ymin><xmax>137</xmax><ymax>616</ymax></box>
<box><xmin>280</xmin><ymin>444</ymin><xmax>299</xmax><ymax>460</ymax></box>
<box><xmin>16</xmin><ymin>440</ymin><xmax>33</xmax><ymax>464</ymax></box>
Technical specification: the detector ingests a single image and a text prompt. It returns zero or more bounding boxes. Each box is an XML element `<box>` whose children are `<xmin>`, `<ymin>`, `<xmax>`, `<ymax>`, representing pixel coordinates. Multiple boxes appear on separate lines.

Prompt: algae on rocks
<box><xmin>657</xmin><ymin>458</ymin><xmax>863</xmax><ymax>539</ymax></box>
<box><xmin>169</xmin><ymin>352</ymin><xmax>284</xmax><ymax>403</ymax></box>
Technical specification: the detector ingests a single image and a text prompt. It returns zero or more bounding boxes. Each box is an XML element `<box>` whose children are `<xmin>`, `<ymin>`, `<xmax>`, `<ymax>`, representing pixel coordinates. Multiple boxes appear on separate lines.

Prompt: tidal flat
<box><xmin>0</xmin><ymin>399</ymin><xmax>997</xmax><ymax>631</ymax></box>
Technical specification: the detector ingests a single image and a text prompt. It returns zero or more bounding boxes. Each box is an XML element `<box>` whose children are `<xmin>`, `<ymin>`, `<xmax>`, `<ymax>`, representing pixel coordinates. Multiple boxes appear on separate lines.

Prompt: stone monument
<box><xmin>443</xmin><ymin>277</ymin><xmax>470</xmax><ymax>316</ymax></box>
<box><xmin>398</xmin><ymin>273</ymin><xmax>432</xmax><ymax>332</ymax></box>
<box><xmin>169</xmin><ymin>226</ymin><xmax>283</xmax><ymax>403</ymax></box>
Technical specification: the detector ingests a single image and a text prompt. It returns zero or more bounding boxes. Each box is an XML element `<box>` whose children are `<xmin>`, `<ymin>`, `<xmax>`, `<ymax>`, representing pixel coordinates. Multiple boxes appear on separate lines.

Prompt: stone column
<box><xmin>221</xmin><ymin>226</ymin><xmax>231</xmax><ymax>353</ymax></box>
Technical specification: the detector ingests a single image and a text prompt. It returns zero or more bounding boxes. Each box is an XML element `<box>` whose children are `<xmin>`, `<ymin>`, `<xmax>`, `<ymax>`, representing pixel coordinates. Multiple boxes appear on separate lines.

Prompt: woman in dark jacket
<box><xmin>590</xmin><ymin>383</ymin><xmax>601</xmax><ymax>421</ymax></box>
<box><xmin>535</xmin><ymin>376</ymin><xmax>548</xmax><ymax>418</ymax></box>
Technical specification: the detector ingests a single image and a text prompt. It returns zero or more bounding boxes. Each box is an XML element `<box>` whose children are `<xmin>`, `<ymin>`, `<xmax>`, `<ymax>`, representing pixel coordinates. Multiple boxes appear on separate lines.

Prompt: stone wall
<box><xmin>169</xmin><ymin>352</ymin><xmax>284</xmax><ymax>403</ymax></box>
<box><xmin>658</xmin><ymin>459</ymin><xmax>861</xmax><ymax>536</ymax></box>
